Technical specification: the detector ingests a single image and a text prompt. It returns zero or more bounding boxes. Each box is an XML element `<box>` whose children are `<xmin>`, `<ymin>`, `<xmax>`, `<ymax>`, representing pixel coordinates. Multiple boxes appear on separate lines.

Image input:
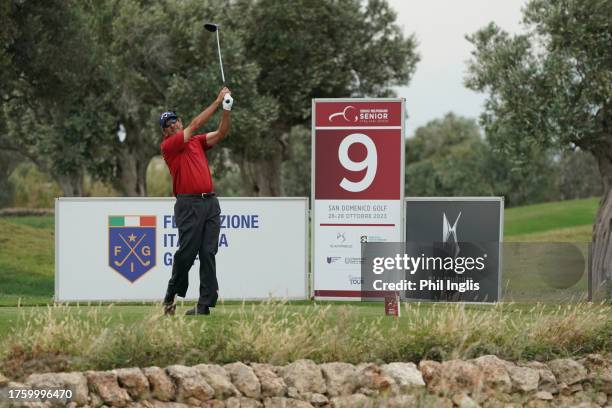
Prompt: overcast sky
<box><xmin>386</xmin><ymin>0</ymin><xmax>528</xmax><ymax>136</ymax></box>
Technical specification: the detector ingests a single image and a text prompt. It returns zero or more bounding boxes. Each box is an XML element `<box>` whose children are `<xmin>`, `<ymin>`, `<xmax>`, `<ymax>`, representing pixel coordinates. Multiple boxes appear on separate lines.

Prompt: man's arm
<box><xmin>205</xmin><ymin>109</ymin><xmax>231</xmax><ymax>147</ymax></box>
<box><xmin>183</xmin><ymin>87</ymin><xmax>230</xmax><ymax>143</ymax></box>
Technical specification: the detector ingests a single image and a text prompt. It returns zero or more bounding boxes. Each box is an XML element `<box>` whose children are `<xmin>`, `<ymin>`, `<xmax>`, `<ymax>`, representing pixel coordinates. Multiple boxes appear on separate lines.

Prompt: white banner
<box><xmin>55</xmin><ymin>197</ymin><xmax>308</xmax><ymax>301</ymax></box>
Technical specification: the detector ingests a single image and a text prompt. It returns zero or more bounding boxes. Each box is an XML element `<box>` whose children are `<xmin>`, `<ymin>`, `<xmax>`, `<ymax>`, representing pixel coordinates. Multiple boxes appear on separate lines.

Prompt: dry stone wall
<box><xmin>0</xmin><ymin>355</ymin><xmax>610</xmax><ymax>407</ymax></box>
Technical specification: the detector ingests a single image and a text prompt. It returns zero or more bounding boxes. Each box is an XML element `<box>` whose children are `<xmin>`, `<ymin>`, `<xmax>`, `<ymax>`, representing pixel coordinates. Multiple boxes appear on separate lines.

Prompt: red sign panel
<box><xmin>315</xmin><ymin>101</ymin><xmax>402</xmax><ymax>127</ymax></box>
<box><xmin>314</xmin><ymin>129</ymin><xmax>401</xmax><ymax>199</ymax></box>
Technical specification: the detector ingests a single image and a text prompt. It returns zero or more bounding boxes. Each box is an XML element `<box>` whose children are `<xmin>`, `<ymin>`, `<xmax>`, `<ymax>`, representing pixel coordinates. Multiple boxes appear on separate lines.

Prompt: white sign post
<box><xmin>312</xmin><ymin>99</ymin><xmax>405</xmax><ymax>300</ymax></box>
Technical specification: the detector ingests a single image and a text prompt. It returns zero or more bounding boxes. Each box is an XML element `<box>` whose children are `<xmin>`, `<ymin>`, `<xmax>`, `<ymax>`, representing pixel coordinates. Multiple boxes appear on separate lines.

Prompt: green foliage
<box><xmin>406</xmin><ymin>113</ymin><xmax>494</xmax><ymax>197</ymax></box>
<box><xmin>282</xmin><ymin>126</ymin><xmax>312</xmax><ymax>197</ymax></box>
<box><xmin>9</xmin><ymin>163</ymin><xmax>62</xmax><ymax>209</ymax></box>
<box><xmin>559</xmin><ymin>150</ymin><xmax>602</xmax><ymax>200</ymax></box>
<box><xmin>405</xmin><ymin>113</ymin><xmax>560</xmax><ymax>205</ymax></box>
<box><xmin>229</xmin><ymin>0</ymin><xmax>420</xmax><ymax>194</ymax></box>
<box><xmin>1</xmin><ymin>0</ymin><xmax>115</xmax><ymax>193</ymax></box>
<box><xmin>0</xmin><ymin>150</ymin><xmax>20</xmax><ymax>207</ymax></box>
<box><xmin>465</xmin><ymin>0</ymin><xmax>612</xmax><ymax>173</ymax></box>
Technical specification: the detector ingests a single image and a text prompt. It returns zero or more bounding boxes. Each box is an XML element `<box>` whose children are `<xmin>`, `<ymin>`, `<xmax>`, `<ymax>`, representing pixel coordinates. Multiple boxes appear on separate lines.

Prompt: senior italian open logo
<box><xmin>108</xmin><ymin>215</ymin><xmax>156</xmax><ymax>282</ymax></box>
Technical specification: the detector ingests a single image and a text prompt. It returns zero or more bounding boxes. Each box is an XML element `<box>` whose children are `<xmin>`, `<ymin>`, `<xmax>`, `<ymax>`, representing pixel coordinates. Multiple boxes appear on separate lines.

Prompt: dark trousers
<box><xmin>165</xmin><ymin>196</ymin><xmax>220</xmax><ymax>307</ymax></box>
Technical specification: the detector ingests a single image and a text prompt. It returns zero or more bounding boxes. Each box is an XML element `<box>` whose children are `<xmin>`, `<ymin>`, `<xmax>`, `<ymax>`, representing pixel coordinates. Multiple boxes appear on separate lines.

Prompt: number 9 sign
<box><xmin>338</xmin><ymin>133</ymin><xmax>377</xmax><ymax>192</ymax></box>
<box><xmin>314</xmin><ymin>128</ymin><xmax>401</xmax><ymax>200</ymax></box>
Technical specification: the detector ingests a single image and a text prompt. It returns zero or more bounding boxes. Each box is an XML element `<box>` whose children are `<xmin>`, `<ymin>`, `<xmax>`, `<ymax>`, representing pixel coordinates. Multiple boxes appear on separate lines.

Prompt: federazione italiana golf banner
<box><xmin>312</xmin><ymin>98</ymin><xmax>405</xmax><ymax>299</ymax></box>
<box><xmin>56</xmin><ymin>197</ymin><xmax>308</xmax><ymax>301</ymax></box>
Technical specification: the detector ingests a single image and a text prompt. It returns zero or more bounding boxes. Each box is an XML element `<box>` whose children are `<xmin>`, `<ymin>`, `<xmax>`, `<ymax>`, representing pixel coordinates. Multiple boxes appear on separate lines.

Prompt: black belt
<box><xmin>176</xmin><ymin>192</ymin><xmax>216</xmax><ymax>199</ymax></box>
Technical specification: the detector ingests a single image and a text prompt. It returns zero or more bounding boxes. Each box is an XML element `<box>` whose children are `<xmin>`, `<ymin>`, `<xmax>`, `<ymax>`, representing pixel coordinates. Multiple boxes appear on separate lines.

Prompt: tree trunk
<box><xmin>590</xmin><ymin>148</ymin><xmax>612</xmax><ymax>300</ymax></box>
<box><xmin>112</xmin><ymin>126</ymin><xmax>157</xmax><ymax>197</ymax></box>
<box><xmin>56</xmin><ymin>170</ymin><xmax>84</xmax><ymax>197</ymax></box>
<box><xmin>113</xmin><ymin>149</ymin><xmax>150</xmax><ymax>196</ymax></box>
<box><xmin>239</xmin><ymin>151</ymin><xmax>285</xmax><ymax>196</ymax></box>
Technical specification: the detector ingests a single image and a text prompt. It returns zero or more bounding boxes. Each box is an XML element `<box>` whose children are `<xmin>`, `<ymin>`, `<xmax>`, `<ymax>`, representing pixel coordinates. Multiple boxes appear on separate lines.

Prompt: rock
<box><xmin>196</xmin><ymin>364</ymin><xmax>240</xmax><ymax>399</ymax></box>
<box><xmin>26</xmin><ymin>371</ymin><xmax>89</xmax><ymax>406</ymax></box>
<box><xmin>252</xmin><ymin>363</ymin><xmax>287</xmax><ymax>397</ymax></box>
<box><xmin>525</xmin><ymin>400</ymin><xmax>550</xmax><ymax>408</ymax></box>
<box><xmin>226</xmin><ymin>397</ymin><xmax>264</xmax><ymax>408</ymax></box>
<box><xmin>452</xmin><ymin>392</ymin><xmax>480</xmax><ymax>408</ymax></box>
<box><xmin>279</xmin><ymin>360</ymin><xmax>326</xmax><ymax>395</ymax></box>
<box><xmin>523</xmin><ymin>362</ymin><xmax>558</xmax><ymax>394</ymax></box>
<box><xmin>287</xmin><ymin>387</ymin><xmax>300</xmax><ymax>399</ymax></box>
<box><xmin>263</xmin><ymin>397</ymin><xmax>314</xmax><ymax>408</ymax></box>
<box><xmin>150</xmin><ymin>402</ymin><xmax>192</xmax><ymax>408</ymax></box>
<box><xmin>594</xmin><ymin>392</ymin><xmax>606</xmax><ymax>406</ymax></box>
<box><xmin>419</xmin><ymin>395</ymin><xmax>453</xmax><ymax>408</ymax></box>
<box><xmin>506</xmin><ymin>365</ymin><xmax>539</xmax><ymax>393</ymax></box>
<box><xmin>309</xmin><ymin>393</ymin><xmax>328</xmax><ymax>406</ymax></box>
<box><xmin>89</xmin><ymin>391</ymin><xmax>103</xmax><ymax>407</ymax></box>
<box><xmin>384</xmin><ymin>394</ymin><xmax>418</xmax><ymax>407</ymax></box>
<box><xmin>203</xmin><ymin>400</ymin><xmax>227</xmax><ymax>408</ymax></box>
<box><xmin>380</xmin><ymin>362</ymin><xmax>425</xmax><ymax>391</ymax></box>
<box><xmin>0</xmin><ymin>373</ymin><xmax>8</xmax><ymax>387</ymax></box>
<box><xmin>418</xmin><ymin>360</ymin><xmax>482</xmax><ymax>395</ymax></box>
<box><xmin>583</xmin><ymin>355</ymin><xmax>612</xmax><ymax>394</ymax></box>
<box><xmin>418</xmin><ymin>360</ymin><xmax>441</xmax><ymax>386</ymax></box>
<box><xmin>224</xmin><ymin>362</ymin><xmax>262</xmax><ymax>399</ymax></box>
<box><xmin>320</xmin><ymin>362</ymin><xmax>359</xmax><ymax>397</ymax></box>
<box><xmin>143</xmin><ymin>367</ymin><xmax>176</xmax><ymax>402</ymax></box>
<box><xmin>329</xmin><ymin>393</ymin><xmax>373</xmax><ymax>408</ymax></box>
<box><xmin>166</xmin><ymin>365</ymin><xmax>214</xmax><ymax>402</ymax></box>
<box><xmin>86</xmin><ymin>370</ymin><xmax>132</xmax><ymax>407</ymax></box>
<box><xmin>547</xmin><ymin>359</ymin><xmax>587</xmax><ymax>385</ymax></box>
<box><xmin>115</xmin><ymin>368</ymin><xmax>150</xmax><ymax>400</ymax></box>
<box><xmin>471</xmin><ymin>355</ymin><xmax>512</xmax><ymax>393</ymax></box>
<box><xmin>356</xmin><ymin>363</ymin><xmax>394</xmax><ymax>392</ymax></box>
<box><xmin>534</xmin><ymin>391</ymin><xmax>553</xmax><ymax>400</ymax></box>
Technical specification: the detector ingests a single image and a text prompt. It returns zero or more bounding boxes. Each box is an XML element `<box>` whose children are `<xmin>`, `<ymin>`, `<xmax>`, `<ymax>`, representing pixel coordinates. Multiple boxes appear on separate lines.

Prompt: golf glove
<box><xmin>223</xmin><ymin>94</ymin><xmax>233</xmax><ymax>111</ymax></box>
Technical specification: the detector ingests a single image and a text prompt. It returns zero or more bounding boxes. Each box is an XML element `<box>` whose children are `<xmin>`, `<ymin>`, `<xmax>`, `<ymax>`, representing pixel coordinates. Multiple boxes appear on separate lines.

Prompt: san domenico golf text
<box><xmin>370</xmin><ymin>253</ymin><xmax>486</xmax><ymax>293</ymax></box>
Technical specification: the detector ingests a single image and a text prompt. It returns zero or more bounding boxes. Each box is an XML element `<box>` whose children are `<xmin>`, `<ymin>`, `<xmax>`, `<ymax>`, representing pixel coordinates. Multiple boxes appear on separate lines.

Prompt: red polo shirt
<box><xmin>161</xmin><ymin>131</ymin><xmax>214</xmax><ymax>195</ymax></box>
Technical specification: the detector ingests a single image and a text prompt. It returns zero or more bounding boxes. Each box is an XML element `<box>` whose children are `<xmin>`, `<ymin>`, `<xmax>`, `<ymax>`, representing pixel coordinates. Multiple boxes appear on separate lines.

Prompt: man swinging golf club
<box><xmin>160</xmin><ymin>86</ymin><xmax>233</xmax><ymax>316</ymax></box>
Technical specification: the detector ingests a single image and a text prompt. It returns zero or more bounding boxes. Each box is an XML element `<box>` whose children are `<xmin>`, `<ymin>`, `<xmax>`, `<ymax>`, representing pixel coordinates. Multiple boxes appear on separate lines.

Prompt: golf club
<box><xmin>204</xmin><ymin>22</ymin><xmax>225</xmax><ymax>84</ymax></box>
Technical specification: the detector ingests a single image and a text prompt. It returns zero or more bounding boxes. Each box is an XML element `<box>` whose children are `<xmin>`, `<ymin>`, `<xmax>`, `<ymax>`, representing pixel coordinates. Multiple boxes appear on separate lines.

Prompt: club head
<box><xmin>204</xmin><ymin>23</ymin><xmax>219</xmax><ymax>32</ymax></box>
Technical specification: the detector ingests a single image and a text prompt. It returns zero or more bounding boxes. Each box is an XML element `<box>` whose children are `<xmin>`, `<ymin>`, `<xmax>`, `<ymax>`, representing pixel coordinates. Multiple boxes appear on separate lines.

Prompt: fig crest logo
<box><xmin>109</xmin><ymin>215</ymin><xmax>156</xmax><ymax>282</ymax></box>
<box><xmin>442</xmin><ymin>212</ymin><xmax>461</xmax><ymax>257</ymax></box>
<box><xmin>328</xmin><ymin>105</ymin><xmax>358</xmax><ymax>123</ymax></box>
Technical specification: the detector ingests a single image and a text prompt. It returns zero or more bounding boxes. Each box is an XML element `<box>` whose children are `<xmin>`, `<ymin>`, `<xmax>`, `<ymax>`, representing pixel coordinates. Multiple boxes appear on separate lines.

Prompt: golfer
<box><xmin>160</xmin><ymin>87</ymin><xmax>233</xmax><ymax>315</ymax></box>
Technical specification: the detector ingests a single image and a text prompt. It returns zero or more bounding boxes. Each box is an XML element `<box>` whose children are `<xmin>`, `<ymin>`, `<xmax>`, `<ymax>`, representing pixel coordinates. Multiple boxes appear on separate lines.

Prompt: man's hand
<box><xmin>223</xmin><ymin>94</ymin><xmax>233</xmax><ymax>111</ymax></box>
<box><xmin>216</xmin><ymin>87</ymin><xmax>231</xmax><ymax>104</ymax></box>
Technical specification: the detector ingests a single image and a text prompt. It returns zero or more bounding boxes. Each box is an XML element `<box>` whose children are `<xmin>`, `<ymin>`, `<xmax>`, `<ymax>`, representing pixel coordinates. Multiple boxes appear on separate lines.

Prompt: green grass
<box><xmin>0</xmin><ymin>217</ymin><xmax>54</xmax><ymax>306</ymax></box>
<box><xmin>0</xmin><ymin>301</ymin><xmax>609</xmax><ymax>380</ymax></box>
<box><xmin>504</xmin><ymin>197</ymin><xmax>599</xmax><ymax>236</ymax></box>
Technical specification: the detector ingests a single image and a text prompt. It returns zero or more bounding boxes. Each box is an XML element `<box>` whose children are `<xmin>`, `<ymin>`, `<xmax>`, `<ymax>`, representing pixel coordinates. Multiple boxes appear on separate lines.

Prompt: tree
<box><xmin>466</xmin><ymin>0</ymin><xmax>612</xmax><ymax>298</ymax></box>
<box><xmin>88</xmin><ymin>0</ymin><xmax>277</xmax><ymax>196</ymax></box>
<box><xmin>0</xmin><ymin>0</ymin><xmax>115</xmax><ymax>196</ymax></box>
<box><xmin>558</xmin><ymin>149</ymin><xmax>602</xmax><ymax>200</ymax></box>
<box><xmin>232</xmin><ymin>0</ymin><xmax>419</xmax><ymax>195</ymax></box>
<box><xmin>406</xmin><ymin>113</ymin><xmax>495</xmax><ymax>197</ymax></box>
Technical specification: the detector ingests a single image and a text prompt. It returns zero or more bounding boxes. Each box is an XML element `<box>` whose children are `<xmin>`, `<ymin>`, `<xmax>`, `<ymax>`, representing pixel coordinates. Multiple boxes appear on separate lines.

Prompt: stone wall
<box><xmin>0</xmin><ymin>355</ymin><xmax>610</xmax><ymax>407</ymax></box>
